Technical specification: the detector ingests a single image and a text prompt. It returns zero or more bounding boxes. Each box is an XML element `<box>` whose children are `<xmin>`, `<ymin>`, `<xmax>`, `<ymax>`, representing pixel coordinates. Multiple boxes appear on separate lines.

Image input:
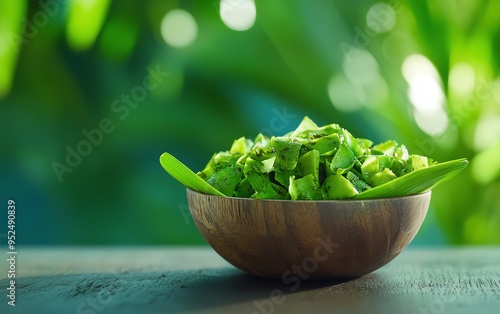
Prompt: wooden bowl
<box><xmin>187</xmin><ymin>189</ymin><xmax>430</xmax><ymax>279</ymax></box>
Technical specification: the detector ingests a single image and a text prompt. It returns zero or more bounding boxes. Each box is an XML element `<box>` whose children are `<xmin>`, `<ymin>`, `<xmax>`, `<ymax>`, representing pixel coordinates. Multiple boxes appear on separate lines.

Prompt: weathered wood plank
<box><xmin>1</xmin><ymin>247</ymin><xmax>499</xmax><ymax>314</ymax></box>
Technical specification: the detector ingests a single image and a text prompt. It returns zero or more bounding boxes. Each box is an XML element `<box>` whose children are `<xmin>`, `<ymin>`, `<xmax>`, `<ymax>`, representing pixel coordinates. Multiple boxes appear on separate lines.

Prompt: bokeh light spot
<box><xmin>407</xmin><ymin>75</ymin><xmax>446</xmax><ymax>113</ymax></box>
<box><xmin>471</xmin><ymin>143</ymin><xmax>500</xmax><ymax>185</ymax></box>
<box><xmin>473</xmin><ymin>115</ymin><xmax>500</xmax><ymax>151</ymax></box>
<box><xmin>413</xmin><ymin>106</ymin><xmax>449</xmax><ymax>137</ymax></box>
<box><xmin>343</xmin><ymin>49</ymin><xmax>379</xmax><ymax>85</ymax></box>
<box><xmin>366</xmin><ymin>3</ymin><xmax>396</xmax><ymax>34</ymax></box>
<box><xmin>449</xmin><ymin>63</ymin><xmax>475</xmax><ymax>97</ymax></box>
<box><xmin>220</xmin><ymin>0</ymin><xmax>256</xmax><ymax>31</ymax></box>
<box><xmin>402</xmin><ymin>54</ymin><xmax>448</xmax><ymax>136</ymax></box>
<box><xmin>161</xmin><ymin>9</ymin><xmax>198</xmax><ymax>48</ymax></box>
<box><xmin>402</xmin><ymin>54</ymin><xmax>440</xmax><ymax>83</ymax></box>
<box><xmin>327</xmin><ymin>74</ymin><xmax>364</xmax><ymax>112</ymax></box>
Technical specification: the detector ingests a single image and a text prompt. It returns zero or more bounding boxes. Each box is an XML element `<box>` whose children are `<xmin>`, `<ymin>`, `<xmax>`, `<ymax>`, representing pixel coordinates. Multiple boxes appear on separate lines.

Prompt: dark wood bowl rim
<box><xmin>187</xmin><ymin>188</ymin><xmax>431</xmax><ymax>203</ymax></box>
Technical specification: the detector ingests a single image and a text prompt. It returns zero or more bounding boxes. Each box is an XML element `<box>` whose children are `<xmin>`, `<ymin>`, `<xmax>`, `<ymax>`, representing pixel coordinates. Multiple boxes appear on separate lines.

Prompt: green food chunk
<box><xmin>194</xmin><ymin>116</ymin><xmax>462</xmax><ymax>200</ymax></box>
<box><xmin>289</xmin><ymin>174</ymin><xmax>325</xmax><ymax>200</ymax></box>
<box><xmin>230</xmin><ymin>137</ymin><xmax>253</xmax><ymax>155</ymax></box>
<box><xmin>330</xmin><ymin>143</ymin><xmax>355</xmax><ymax>174</ymax></box>
<box><xmin>295</xmin><ymin>150</ymin><xmax>320</xmax><ymax>180</ymax></box>
<box><xmin>361</xmin><ymin>156</ymin><xmax>379</xmax><ymax>180</ymax></box>
<box><xmin>371</xmin><ymin>168</ymin><xmax>397</xmax><ymax>186</ymax></box>
<box><xmin>358</xmin><ymin>138</ymin><xmax>374</xmax><ymax>150</ymax></box>
<box><xmin>342</xmin><ymin>129</ymin><xmax>365</xmax><ymax>157</ymax></box>
<box><xmin>206</xmin><ymin>167</ymin><xmax>242</xmax><ymax>196</ymax></box>
<box><xmin>271</xmin><ymin>137</ymin><xmax>302</xmax><ymax>171</ymax></box>
<box><xmin>406</xmin><ymin>155</ymin><xmax>429</xmax><ymax>171</ymax></box>
<box><xmin>347</xmin><ymin>171</ymin><xmax>371</xmax><ymax>192</ymax></box>
<box><xmin>246</xmin><ymin>171</ymin><xmax>284</xmax><ymax>199</ymax></box>
<box><xmin>372</xmin><ymin>140</ymin><xmax>398</xmax><ymax>156</ymax></box>
<box><xmin>287</xmin><ymin>116</ymin><xmax>319</xmax><ymax>138</ymax></box>
<box><xmin>303</xmin><ymin>133</ymin><xmax>341</xmax><ymax>156</ymax></box>
<box><xmin>274</xmin><ymin>169</ymin><xmax>295</xmax><ymax>187</ymax></box>
<box><xmin>323</xmin><ymin>174</ymin><xmax>358</xmax><ymax>199</ymax></box>
<box><xmin>234</xmin><ymin>177</ymin><xmax>255</xmax><ymax>198</ymax></box>
<box><xmin>394</xmin><ymin>144</ymin><xmax>409</xmax><ymax>161</ymax></box>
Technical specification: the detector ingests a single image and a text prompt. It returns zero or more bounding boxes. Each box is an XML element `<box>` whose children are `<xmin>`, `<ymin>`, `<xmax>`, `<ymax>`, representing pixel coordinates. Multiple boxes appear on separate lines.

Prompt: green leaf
<box><xmin>159</xmin><ymin>152</ymin><xmax>226</xmax><ymax>197</ymax></box>
<box><xmin>354</xmin><ymin>158</ymin><xmax>468</xmax><ymax>199</ymax></box>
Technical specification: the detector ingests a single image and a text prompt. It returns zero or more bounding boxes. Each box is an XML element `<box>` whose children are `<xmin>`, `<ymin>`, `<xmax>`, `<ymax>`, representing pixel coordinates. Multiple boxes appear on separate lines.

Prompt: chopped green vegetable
<box><xmin>206</xmin><ymin>166</ymin><xmax>242</xmax><ymax>196</ymax></box>
<box><xmin>289</xmin><ymin>174</ymin><xmax>325</xmax><ymax>200</ymax></box>
<box><xmin>330</xmin><ymin>142</ymin><xmax>356</xmax><ymax>174</ymax></box>
<box><xmin>161</xmin><ymin>116</ymin><xmax>468</xmax><ymax>200</ymax></box>
<box><xmin>323</xmin><ymin>174</ymin><xmax>358</xmax><ymax>199</ymax></box>
<box><xmin>371</xmin><ymin>168</ymin><xmax>397</xmax><ymax>187</ymax></box>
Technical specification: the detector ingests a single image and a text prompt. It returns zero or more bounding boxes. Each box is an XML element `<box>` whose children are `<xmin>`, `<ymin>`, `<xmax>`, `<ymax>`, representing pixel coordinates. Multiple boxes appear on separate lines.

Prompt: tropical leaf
<box><xmin>160</xmin><ymin>152</ymin><xmax>226</xmax><ymax>197</ymax></box>
<box><xmin>355</xmin><ymin>158</ymin><xmax>468</xmax><ymax>199</ymax></box>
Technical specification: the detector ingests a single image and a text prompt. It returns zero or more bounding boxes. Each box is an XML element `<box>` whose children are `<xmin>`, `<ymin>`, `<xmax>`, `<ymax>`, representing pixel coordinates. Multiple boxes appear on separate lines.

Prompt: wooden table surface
<box><xmin>1</xmin><ymin>247</ymin><xmax>499</xmax><ymax>314</ymax></box>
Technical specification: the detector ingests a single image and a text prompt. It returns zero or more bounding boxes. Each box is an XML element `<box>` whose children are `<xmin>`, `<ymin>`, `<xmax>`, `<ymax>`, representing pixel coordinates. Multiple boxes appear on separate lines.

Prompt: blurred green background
<box><xmin>1</xmin><ymin>0</ymin><xmax>499</xmax><ymax>246</ymax></box>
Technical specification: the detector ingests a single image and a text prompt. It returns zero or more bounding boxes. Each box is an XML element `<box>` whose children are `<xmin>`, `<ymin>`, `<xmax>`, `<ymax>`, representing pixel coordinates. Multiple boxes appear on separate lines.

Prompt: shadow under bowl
<box><xmin>187</xmin><ymin>189</ymin><xmax>430</xmax><ymax>280</ymax></box>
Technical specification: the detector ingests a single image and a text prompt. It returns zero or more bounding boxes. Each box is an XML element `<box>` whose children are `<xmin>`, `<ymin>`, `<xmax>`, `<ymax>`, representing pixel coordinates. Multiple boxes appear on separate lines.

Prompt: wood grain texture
<box><xmin>0</xmin><ymin>247</ymin><xmax>499</xmax><ymax>314</ymax></box>
<box><xmin>187</xmin><ymin>189</ymin><xmax>431</xmax><ymax>279</ymax></box>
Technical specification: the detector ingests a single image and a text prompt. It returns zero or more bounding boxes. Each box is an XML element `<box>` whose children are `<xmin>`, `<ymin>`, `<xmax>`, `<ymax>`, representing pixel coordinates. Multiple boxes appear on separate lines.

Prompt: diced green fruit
<box><xmin>358</xmin><ymin>138</ymin><xmax>373</xmax><ymax>150</ymax></box>
<box><xmin>390</xmin><ymin>159</ymin><xmax>406</xmax><ymax>177</ymax></box>
<box><xmin>406</xmin><ymin>155</ymin><xmax>429</xmax><ymax>171</ymax></box>
<box><xmin>253</xmin><ymin>133</ymin><xmax>270</xmax><ymax>147</ymax></box>
<box><xmin>372</xmin><ymin>140</ymin><xmax>398</xmax><ymax>156</ymax></box>
<box><xmin>250</xmin><ymin>144</ymin><xmax>276</xmax><ymax>161</ymax></box>
<box><xmin>371</xmin><ymin>168</ymin><xmax>397</xmax><ymax>186</ymax></box>
<box><xmin>242</xmin><ymin>156</ymin><xmax>274</xmax><ymax>174</ymax></box>
<box><xmin>289</xmin><ymin>175</ymin><xmax>325</xmax><ymax>200</ymax></box>
<box><xmin>274</xmin><ymin>169</ymin><xmax>295</xmax><ymax>187</ymax></box>
<box><xmin>243</xmin><ymin>157</ymin><xmax>259</xmax><ymax>174</ymax></box>
<box><xmin>287</xmin><ymin>116</ymin><xmax>319</xmax><ymax>138</ymax></box>
<box><xmin>236</xmin><ymin>153</ymin><xmax>249</xmax><ymax>167</ymax></box>
<box><xmin>247</xmin><ymin>171</ymin><xmax>283</xmax><ymax>199</ymax></box>
<box><xmin>230</xmin><ymin>137</ymin><xmax>253</xmax><ymax>155</ymax></box>
<box><xmin>303</xmin><ymin>133</ymin><xmax>340</xmax><ymax>155</ymax></box>
<box><xmin>295</xmin><ymin>150</ymin><xmax>320</xmax><ymax>180</ymax></box>
<box><xmin>378</xmin><ymin>156</ymin><xmax>393</xmax><ymax>169</ymax></box>
<box><xmin>243</xmin><ymin>157</ymin><xmax>275</xmax><ymax>174</ymax></box>
<box><xmin>323</xmin><ymin>174</ymin><xmax>359</xmax><ymax>199</ymax></box>
<box><xmin>181</xmin><ymin>116</ymin><xmax>467</xmax><ymax>200</ymax></box>
<box><xmin>342</xmin><ymin>129</ymin><xmax>365</xmax><ymax>157</ymax></box>
<box><xmin>213</xmin><ymin>151</ymin><xmax>239</xmax><ymax>171</ymax></box>
<box><xmin>206</xmin><ymin>167</ymin><xmax>242</xmax><ymax>196</ymax></box>
<box><xmin>394</xmin><ymin>144</ymin><xmax>409</xmax><ymax>160</ymax></box>
<box><xmin>234</xmin><ymin>177</ymin><xmax>255</xmax><ymax>198</ymax></box>
<box><xmin>361</xmin><ymin>156</ymin><xmax>379</xmax><ymax>180</ymax></box>
<box><xmin>271</xmin><ymin>137</ymin><xmax>302</xmax><ymax>171</ymax></box>
<box><xmin>347</xmin><ymin>171</ymin><xmax>371</xmax><ymax>192</ymax></box>
<box><xmin>261</xmin><ymin>157</ymin><xmax>276</xmax><ymax>173</ymax></box>
<box><xmin>330</xmin><ymin>143</ymin><xmax>355</xmax><ymax>174</ymax></box>
<box><xmin>312</xmin><ymin>124</ymin><xmax>342</xmax><ymax>136</ymax></box>
<box><xmin>271</xmin><ymin>183</ymin><xmax>290</xmax><ymax>199</ymax></box>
